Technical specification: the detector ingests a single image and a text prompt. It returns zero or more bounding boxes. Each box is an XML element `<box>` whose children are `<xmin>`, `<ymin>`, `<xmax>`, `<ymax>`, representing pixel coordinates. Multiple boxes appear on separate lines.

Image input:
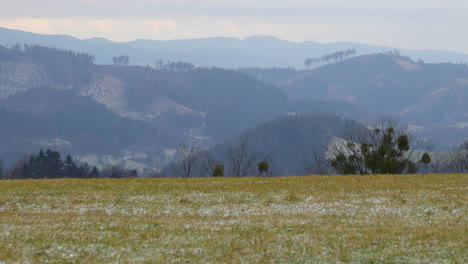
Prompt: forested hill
<box><xmin>283</xmin><ymin>53</ymin><xmax>468</xmax><ymax>117</ymax></box>
<box><xmin>273</xmin><ymin>53</ymin><xmax>468</xmax><ymax>148</ymax></box>
<box><xmin>237</xmin><ymin>54</ymin><xmax>468</xmax><ymax>149</ymax></box>
<box><xmin>0</xmin><ymin>44</ymin><xmax>94</xmax><ymax>95</ymax></box>
<box><xmin>0</xmin><ymin>45</ymin><xmax>290</xmax><ymax>167</ymax></box>
<box><xmin>1</xmin><ymin>44</ymin><xmax>467</xmax><ymax>170</ymax></box>
<box><xmin>0</xmin><ymin>44</ymin><xmax>289</xmax><ymax>139</ymax></box>
<box><xmin>0</xmin><ymin>87</ymin><xmax>176</xmax><ymax>166</ymax></box>
<box><xmin>210</xmin><ymin>114</ymin><xmax>357</xmax><ymax>174</ymax></box>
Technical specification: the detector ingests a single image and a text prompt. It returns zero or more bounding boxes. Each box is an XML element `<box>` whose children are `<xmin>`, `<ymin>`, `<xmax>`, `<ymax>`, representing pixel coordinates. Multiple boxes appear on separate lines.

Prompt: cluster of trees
<box><xmin>113</xmin><ymin>55</ymin><xmax>130</xmax><ymax>65</ymax></box>
<box><xmin>3</xmin><ymin>149</ymin><xmax>98</xmax><ymax>179</ymax></box>
<box><xmin>304</xmin><ymin>48</ymin><xmax>356</xmax><ymax>68</ymax></box>
<box><xmin>446</xmin><ymin>141</ymin><xmax>468</xmax><ymax>173</ymax></box>
<box><xmin>328</xmin><ymin>118</ymin><xmax>431</xmax><ymax>175</ymax></box>
<box><xmin>302</xmin><ymin>118</ymin><xmax>468</xmax><ymax>176</ymax></box>
<box><xmin>2</xmin><ymin>149</ymin><xmax>139</xmax><ymax>180</ymax></box>
<box><xmin>0</xmin><ymin>44</ymin><xmax>94</xmax><ymax>88</ymax></box>
<box><xmin>154</xmin><ymin>60</ymin><xmax>195</xmax><ymax>72</ymax></box>
<box><xmin>166</xmin><ymin>137</ymin><xmax>274</xmax><ymax>178</ymax></box>
<box><xmin>170</xmin><ymin>120</ymin><xmax>429</xmax><ymax>178</ymax></box>
<box><xmin>113</xmin><ymin>115</ymin><xmax>468</xmax><ymax>178</ymax></box>
<box><xmin>167</xmin><ymin>118</ymin><xmax>468</xmax><ymax>178</ymax></box>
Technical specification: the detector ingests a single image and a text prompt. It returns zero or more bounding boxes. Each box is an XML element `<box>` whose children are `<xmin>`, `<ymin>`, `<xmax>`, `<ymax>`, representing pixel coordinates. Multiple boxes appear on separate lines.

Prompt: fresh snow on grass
<box><xmin>0</xmin><ymin>174</ymin><xmax>467</xmax><ymax>263</ymax></box>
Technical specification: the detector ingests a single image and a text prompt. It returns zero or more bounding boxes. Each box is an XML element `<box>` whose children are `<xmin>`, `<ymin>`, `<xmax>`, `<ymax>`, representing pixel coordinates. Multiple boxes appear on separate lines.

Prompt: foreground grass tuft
<box><xmin>1</xmin><ymin>174</ymin><xmax>467</xmax><ymax>263</ymax></box>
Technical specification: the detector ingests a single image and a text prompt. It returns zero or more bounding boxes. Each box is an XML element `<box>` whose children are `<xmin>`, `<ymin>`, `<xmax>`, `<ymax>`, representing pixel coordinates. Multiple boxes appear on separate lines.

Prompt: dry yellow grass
<box><xmin>0</xmin><ymin>174</ymin><xmax>467</xmax><ymax>263</ymax></box>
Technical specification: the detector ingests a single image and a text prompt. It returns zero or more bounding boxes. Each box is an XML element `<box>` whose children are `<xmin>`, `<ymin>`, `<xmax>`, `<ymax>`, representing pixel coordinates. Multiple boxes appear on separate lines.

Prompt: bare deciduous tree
<box><xmin>301</xmin><ymin>150</ymin><xmax>334</xmax><ymax>175</ymax></box>
<box><xmin>416</xmin><ymin>143</ymin><xmax>449</xmax><ymax>174</ymax></box>
<box><xmin>424</xmin><ymin>153</ymin><xmax>447</xmax><ymax>173</ymax></box>
<box><xmin>226</xmin><ymin>136</ymin><xmax>262</xmax><ymax>177</ymax></box>
<box><xmin>199</xmin><ymin>149</ymin><xmax>223</xmax><ymax>177</ymax></box>
<box><xmin>447</xmin><ymin>140</ymin><xmax>468</xmax><ymax>173</ymax></box>
<box><xmin>174</xmin><ymin>143</ymin><xmax>203</xmax><ymax>178</ymax></box>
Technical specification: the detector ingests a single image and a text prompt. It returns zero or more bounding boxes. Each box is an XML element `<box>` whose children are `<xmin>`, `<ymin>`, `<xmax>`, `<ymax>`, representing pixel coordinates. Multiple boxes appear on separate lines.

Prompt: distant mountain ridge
<box><xmin>0</xmin><ymin>41</ymin><xmax>467</xmax><ymax>170</ymax></box>
<box><xmin>1</xmin><ymin>27</ymin><xmax>468</xmax><ymax>68</ymax></box>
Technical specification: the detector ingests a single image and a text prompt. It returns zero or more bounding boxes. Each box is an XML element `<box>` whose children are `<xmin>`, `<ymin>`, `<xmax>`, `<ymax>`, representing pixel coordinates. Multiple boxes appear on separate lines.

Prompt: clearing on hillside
<box><xmin>0</xmin><ymin>174</ymin><xmax>467</xmax><ymax>263</ymax></box>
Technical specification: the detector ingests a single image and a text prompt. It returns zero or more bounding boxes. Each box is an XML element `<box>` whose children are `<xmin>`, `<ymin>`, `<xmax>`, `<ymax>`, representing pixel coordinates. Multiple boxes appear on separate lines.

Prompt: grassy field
<box><xmin>0</xmin><ymin>174</ymin><xmax>467</xmax><ymax>263</ymax></box>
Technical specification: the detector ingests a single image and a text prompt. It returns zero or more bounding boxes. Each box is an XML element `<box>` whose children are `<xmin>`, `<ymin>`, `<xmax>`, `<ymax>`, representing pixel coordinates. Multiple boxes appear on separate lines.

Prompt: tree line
<box><xmin>110</xmin><ymin>55</ymin><xmax>197</xmax><ymax>72</ymax></box>
<box><xmin>166</xmin><ymin>118</ymin><xmax>468</xmax><ymax>178</ymax></box>
<box><xmin>304</xmin><ymin>48</ymin><xmax>357</xmax><ymax>68</ymax></box>
<box><xmin>1</xmin><ymin>119</ymin><xmax>467</xmax><ymax>179</ymax></box>
<box><xmin>2</xmin><ymin>149</ymin><xmax>138</xmax><ymax>180</ymax></box>
<box><xmin>0</xmin><ymin>44</ymin><xmax>95</xmax><ymax>88</ymax></box>
<box><xmin>303</xmin><ymin>118</ymin><xmax>468</xmax><ymax>175</ymax></box>
<box><xmin>154</xmin><ymin>60</ymin><xmax>195</xmax><ymax>72</ymax></box>
<box><xmin>113</xmin><ymin>55</ymin><xmax>129</xmax><ymax>65</ymax></box>
<box><xmin>163</xmin><ymin>136</ymin><xmax>274</xmax><ymax>178</ymax></box>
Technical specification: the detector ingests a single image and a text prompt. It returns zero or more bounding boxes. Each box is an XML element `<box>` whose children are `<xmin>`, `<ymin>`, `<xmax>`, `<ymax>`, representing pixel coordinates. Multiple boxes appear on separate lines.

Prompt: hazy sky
<box><xmin>1</xmin><ymin>0</ymin><xmax>467</xmax><ymax>53</ymax></box>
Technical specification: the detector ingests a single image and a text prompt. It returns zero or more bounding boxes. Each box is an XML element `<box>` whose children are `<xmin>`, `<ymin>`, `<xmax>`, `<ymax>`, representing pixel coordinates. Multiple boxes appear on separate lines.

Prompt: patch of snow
<box><xmin>163</xmin><ymin>149</ymin><xmax>177</xmax><ymax>157</ymax></box>
<box><xmin>429</xmin><ymin>87</ymin><xmax>449</xmax><ymax>96</ymax></box>
<box><xmin>399</xmin><ymin>107</ymin><xmax>414</xmax><ymax>115</ymax></box>
<box><xmin>394</xmin><ymin>58</ymin><xmax>420</xmax><ymax>71</ymax></box>
<box><xmin>38</xmin><ymin>138</ymin><xmax>72</xmax><ymax>147</ymax></box>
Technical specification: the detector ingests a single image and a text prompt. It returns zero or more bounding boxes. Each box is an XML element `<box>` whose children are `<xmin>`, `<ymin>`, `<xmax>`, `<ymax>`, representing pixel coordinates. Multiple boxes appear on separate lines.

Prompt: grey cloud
<box><xmin>1</xmin><ymin>0</ymin><xmax>466</xmax><ymax>19</ymax></box>
<box><xmin>1</xmin><ymin>0</ymin><xmax>466</xmax><ymax>53</ymax></box>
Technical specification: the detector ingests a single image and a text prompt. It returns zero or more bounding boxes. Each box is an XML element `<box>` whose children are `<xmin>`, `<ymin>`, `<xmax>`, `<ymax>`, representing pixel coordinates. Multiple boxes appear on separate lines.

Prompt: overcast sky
<box><xmin>1</xmin><ymin>0</ymin><xmax>467</xmax><ymax>53</ymax></box>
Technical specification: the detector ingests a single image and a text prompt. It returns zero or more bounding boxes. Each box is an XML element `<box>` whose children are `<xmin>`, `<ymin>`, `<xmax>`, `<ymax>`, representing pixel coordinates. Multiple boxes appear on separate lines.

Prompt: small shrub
<box><xmin>212</xmin><ymin>164</ymin><xmax>224</xmax><ymax>177</ymax></box>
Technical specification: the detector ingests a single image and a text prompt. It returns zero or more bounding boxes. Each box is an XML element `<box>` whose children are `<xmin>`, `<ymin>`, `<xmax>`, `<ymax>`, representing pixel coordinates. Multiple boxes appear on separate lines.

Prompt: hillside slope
<box><xmin>1</xmin><ymin>44</ymin><xmax>466</xmax><ymax>168</ymax></box>
<box><xmin>0</xmin><ymin>45</ymin><xmax>288</xmax><ymax>143</ymax></box>
<box><xmin>0</xmin><ymin>88</ymin><xmax>177</xmax><ymax>166</ymax></box>
<box><xmin>0</xmin><ymin>45</ymin><xmax>292</xmax><ymax>166</ymax></box>
<box><xmin>210</xmin><ymin>114</ymin><xmax>356</xmax><ymax>174</ymax></box>
<box><xmin>282</xmin><ymin>54</ymin><xmax>468</xmax><ymax>146</ymax></box>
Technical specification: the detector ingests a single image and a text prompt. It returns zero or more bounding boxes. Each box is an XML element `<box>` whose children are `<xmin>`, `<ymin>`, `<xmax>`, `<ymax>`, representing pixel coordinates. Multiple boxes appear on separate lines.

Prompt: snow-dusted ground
<box><xmin>0</xmin><ymin>174</ymin><xmax>466</xmax><ymax>263</ymax></box>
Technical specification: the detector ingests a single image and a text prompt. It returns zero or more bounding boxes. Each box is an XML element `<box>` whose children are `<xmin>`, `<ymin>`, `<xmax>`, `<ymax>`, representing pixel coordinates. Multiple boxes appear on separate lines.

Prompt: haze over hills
<box><xmin>208</xmin><ymin>114</ymin><xmax>357</xmax><ymax>175</ymax></box>
<box><xmin>0</xmin><ymin>35</ymin><xmax>467</xmax><ymax>172</ymax></box>
<box><xmin>252</xmin><ymin>54</ymin><xmax>468</xmax><ymax>149</ymax></box>
<box><xmin>0</xmin><ymin>46</ymin><xmax>280</xmax><ymax>163</ymax></box>
<box><xmin>283</xmin><ymin>53</ymin><xmax>468</xmax><ymax>119</ymax></box>
<box><xmin>1</xmin><ymin>27</ymin><xmax>468</xmax><ymax>68</ymax></box>
<box><xmin>1</xmin><ymin>44</ymin><xmax>348</xmax><ymax>168</ymax></box>
<box><xmin>1</xmin><ymin>0</ymin><xmax>467</xmax><ymax>259</ymax></box>
<box><xmin>0</xmin><ymin>88</ymin><xmax>169</xmax><ymax>165</ymax></box>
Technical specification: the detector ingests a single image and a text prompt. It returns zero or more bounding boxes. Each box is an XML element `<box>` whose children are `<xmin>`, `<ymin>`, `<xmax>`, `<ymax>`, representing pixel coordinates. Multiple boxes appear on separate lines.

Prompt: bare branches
<box><xmin>226</xmin><ymin>136</ymin><xmax>263</xmax><ymax>177</ymax></box>
<box><xmin>301</xmin><ymin>150</ymin><xmax>334</xmax><ymax>175</ymax></box>
<box><xmin>328</xmin><ymin>116</ymin><xmax>429</xmax><ymax>175</ymax></box>
<box><xmin>113</xmin><ymin>55</ymin><xmax>129</xmax><ymax>65</ymax></box>
<box><xmin>174</xmin><ymin>144</ymin><xmax>203</xmax><ymax>178</ymax></box>
<box><xmin>446</xmin><ymin>140</ymin><xmax>468</xmax><ymax>173</ymax></box>
<box><xmin>199</xmin><ymin>150</ymin><xmax>224</xmax><ymax>177</ymax></box>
